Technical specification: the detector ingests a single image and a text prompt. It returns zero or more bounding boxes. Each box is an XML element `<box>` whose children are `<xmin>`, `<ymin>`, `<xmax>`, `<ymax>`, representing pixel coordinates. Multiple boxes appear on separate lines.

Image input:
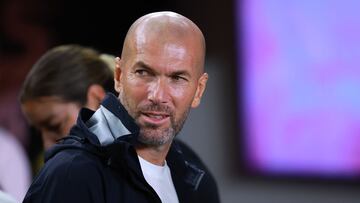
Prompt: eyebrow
<box><xmin>168</xmin><ymin>70</ymin><xmax>191</xmax><ymax>79</ymax></box>
<box><xmin>134</xmin><ymin>61</ymin><xmax>154</xmax><ymax>72</ymax></box>
<box><xmin>134</xmin><ymin>61</ymin><xmax>191</xmax><ymax>78</ymax></box>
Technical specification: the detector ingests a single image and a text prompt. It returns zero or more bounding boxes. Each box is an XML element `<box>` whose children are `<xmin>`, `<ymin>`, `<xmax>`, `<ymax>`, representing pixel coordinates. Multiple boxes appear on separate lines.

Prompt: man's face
<box><xmin>115</xmin><ymin>38</ymin><xmax>207</xmax><ymax>147</ymax></box>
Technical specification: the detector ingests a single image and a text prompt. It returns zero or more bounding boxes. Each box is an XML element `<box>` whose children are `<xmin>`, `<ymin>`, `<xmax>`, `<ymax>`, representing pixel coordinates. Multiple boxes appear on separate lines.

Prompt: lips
<box><xmin>140</xmin><ymin>111</ymin><xmax>170</xmax><ymax>126</ymax></box>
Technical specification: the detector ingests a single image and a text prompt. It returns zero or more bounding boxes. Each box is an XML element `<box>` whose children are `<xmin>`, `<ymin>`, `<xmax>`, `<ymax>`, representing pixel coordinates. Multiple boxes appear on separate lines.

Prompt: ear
<box><xmin>191</xmin><ymin>73</ymin><xmax>208</xmax><ymax>108</ymax></box>
<box><xmin>114</xmin><ymin>57</ymin><xmax>122</xmax><ymax>93</ymax></box>
<box><xmin>85</xmin><ymin>84</ymin><xmax>106</xmax><ymax>111</ymax></box>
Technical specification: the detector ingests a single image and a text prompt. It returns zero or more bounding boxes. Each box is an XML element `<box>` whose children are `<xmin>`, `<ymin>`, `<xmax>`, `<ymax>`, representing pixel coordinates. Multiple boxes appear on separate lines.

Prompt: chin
<box><xmin>138</xmin><ymin>128</ymin><xmax>175</xmax><ymax>146</ymax></box>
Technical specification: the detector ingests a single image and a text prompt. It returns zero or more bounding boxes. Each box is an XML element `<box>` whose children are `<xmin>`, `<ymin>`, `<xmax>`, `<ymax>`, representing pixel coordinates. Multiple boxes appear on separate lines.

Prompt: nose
<box><xmin>147</xmin><ymin>78</ymin><xmax>169</xmax><ymax>104</ymax></box>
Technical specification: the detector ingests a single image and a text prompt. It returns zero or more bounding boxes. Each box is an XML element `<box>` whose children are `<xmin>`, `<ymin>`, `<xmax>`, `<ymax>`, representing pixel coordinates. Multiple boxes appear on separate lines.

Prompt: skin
<box><xmin>115</xmin><ymin>12</ymin><xmax>208</xmax><ymax>165</ymax></box>
<box><xmin>21</xmin><ymin>97</ymin><xmax>80</xmax><ymax>150</ymax></box>
<box><xmin>21</xmin><ymin>85</ymin><xmax>105</xmax><ymax>150</ymax></box>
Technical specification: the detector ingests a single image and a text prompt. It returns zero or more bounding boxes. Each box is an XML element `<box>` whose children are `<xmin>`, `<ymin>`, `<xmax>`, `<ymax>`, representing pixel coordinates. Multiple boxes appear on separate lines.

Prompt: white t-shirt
<box><xmin>138</xmin><ymin>156</ymin><xmax>179</xmax><ymax>203</ymax></box>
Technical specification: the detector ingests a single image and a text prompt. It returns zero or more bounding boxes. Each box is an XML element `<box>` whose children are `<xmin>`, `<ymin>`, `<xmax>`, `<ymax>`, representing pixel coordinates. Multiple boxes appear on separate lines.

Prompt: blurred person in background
<box><xmin>19</xmin><ymin>44</ymin><xmax>116</xmax><ymax>172</ymax></box>
<box><xmin>0</xmin><ymin>0</ymin><xmax>52</xmax><ymax>153</ymax></box>
<box><xmin>0</xmin><ymin>190</ymin><xmax>17</xmax><ymax>203</ymax></box>
<box><xmin>0</xmin><ymin>127</ymin><xmax>31</xmax><ymax>203</ymax></box>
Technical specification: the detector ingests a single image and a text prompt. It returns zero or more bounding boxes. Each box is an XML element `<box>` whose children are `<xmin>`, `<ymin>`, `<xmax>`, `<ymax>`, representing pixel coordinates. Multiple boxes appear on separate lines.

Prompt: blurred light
<box><xmin>237</xmin><ymin>0</ymin><xmax>360</xmax><ymax>177</ymax></box>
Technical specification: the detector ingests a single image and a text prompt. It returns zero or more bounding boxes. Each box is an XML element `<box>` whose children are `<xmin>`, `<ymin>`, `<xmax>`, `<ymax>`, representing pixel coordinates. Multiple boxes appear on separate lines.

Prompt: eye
<box><xmin>171</xmin><ymin>75</ymin><xmax>188</xmax><ymax>82</ymax></box>
<box><xmin>46</xmin><ymin>123</ymin><xmax>62</xmax><ymax>133</ymax></box>
<box><xmin>135</xmin><ymin>69</ymin><xmax>150</xmax><ymax>76</ymax></box>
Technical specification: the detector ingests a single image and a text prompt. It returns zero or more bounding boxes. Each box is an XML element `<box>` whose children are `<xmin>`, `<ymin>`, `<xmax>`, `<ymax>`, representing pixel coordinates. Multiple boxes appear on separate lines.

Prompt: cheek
<box><xmin>122</xmin><ymin>77</ymin><xmax>149</xmax><ymax>103</ymax></box>
<box><xmin>61</xmin><ymin>108</ymin><xmax>79</xmax><ymax>135</ymax></box>
<box><xmin>169</xmin><ymin>84</ymin><xmax>196</xmax><ymax>106</ymax></box>
<box><xmin>168</xmin><ymin>85</ymin><xmax>196</xmax><ymax>121</ymax></box>
<box><xmin>170</xmin><ymin>86</ymin><xmax>188</xmax><ymax>100</ymax></box>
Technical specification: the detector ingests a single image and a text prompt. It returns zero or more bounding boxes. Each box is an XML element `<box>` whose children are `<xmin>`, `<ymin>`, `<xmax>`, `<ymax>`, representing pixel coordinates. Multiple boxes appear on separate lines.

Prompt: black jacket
<box><xmin>23</xmin><ymin>93</ymin><xmax>220</xmax><ymax>203</ymax></box>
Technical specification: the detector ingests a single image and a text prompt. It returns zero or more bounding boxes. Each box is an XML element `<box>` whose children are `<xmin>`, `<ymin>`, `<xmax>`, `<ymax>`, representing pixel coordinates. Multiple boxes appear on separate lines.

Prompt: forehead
<box><xmin>130</xmin><ymin>37</ymin><xmax>200</xmax><ymax>74</ymax></box>
<box><xmin>21</xmin><ymin>97</ymin><xmax>74</xmax><ymax>124</ymax></box>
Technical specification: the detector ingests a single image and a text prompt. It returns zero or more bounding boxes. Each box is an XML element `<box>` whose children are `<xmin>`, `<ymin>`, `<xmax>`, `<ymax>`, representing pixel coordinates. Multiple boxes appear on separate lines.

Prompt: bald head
<box><xmin>121</xmin><ymin>11</ymin><xmax>206</xmax><ymax>75</ymax></box>
<box><xmin>114</xmin><ymin>12</ymin><xmax>209</xmax><ymax>150</ymax></box>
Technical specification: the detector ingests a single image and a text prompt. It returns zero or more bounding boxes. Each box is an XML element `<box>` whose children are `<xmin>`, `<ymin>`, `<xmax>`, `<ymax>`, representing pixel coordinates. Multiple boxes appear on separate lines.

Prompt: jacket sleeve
<box><xmin>23</xmin><ymin>152</ymin><xmax>105</xmax><ymax>203</ymax></box>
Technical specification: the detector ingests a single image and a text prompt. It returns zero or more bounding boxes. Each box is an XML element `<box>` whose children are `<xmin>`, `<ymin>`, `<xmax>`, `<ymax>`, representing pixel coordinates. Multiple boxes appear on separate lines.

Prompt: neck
<box><xmin>135</xmin><ymin>141</ymin><xmax>172</xmax><ymax>166</ymax></box>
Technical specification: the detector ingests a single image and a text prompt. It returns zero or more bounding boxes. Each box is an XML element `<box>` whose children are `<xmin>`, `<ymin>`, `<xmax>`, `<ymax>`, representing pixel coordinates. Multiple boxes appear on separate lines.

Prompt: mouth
<box><xmin>140</xmin><ymin>111</ymin><xmax>170</xmax><ymax>126</ymax></box>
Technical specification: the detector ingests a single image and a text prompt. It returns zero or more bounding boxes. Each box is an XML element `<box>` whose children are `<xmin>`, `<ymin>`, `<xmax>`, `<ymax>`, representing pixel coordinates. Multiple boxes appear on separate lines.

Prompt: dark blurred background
<box><xmin>1</xmin><ymin>0</ymin><xmax>360</xmax><ymax>202</ymax></box>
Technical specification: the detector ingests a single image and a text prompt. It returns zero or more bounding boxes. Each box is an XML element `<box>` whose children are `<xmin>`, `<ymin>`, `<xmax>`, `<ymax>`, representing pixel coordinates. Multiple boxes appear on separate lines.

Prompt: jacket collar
<box><xmin>78</xmin><ymin>93</ymin><xmax>139</xmax><ymax>147</ymax></box>
<box><xmin>48</xmin><ymin>93</ymin><xmax>205</xmax><ymax>194</ymax></box>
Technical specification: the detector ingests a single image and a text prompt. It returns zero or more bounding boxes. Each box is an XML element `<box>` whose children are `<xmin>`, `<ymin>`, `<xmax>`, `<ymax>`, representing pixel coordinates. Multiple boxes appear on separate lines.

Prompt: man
<box><xmin>23</xmin><ymin>11</ymin><xmax>219</xmax><ymax>203</ymax></box>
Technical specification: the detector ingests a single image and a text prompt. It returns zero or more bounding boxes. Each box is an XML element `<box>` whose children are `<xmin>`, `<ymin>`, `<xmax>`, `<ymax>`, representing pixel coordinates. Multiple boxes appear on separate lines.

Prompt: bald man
<box><xmin>23</xmin><ymin>11</ymin><xmax>220</xmax><ymax>203</ymax></box>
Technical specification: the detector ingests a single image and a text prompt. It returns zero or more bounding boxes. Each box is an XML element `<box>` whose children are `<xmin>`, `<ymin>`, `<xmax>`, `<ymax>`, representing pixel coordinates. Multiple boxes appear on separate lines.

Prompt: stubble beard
<box><xmin>119</xmin><ymin>91</ymin><xmax>189</xmax><ymax>147</ymax></box>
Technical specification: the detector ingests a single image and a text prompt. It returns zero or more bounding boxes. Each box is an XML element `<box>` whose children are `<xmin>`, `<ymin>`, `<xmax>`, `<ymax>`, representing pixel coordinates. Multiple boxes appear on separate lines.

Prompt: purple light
<box><xmin>237</xmin><ymin>0</ymin><xmax>360</xmax><ymax>177</ymax></box>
